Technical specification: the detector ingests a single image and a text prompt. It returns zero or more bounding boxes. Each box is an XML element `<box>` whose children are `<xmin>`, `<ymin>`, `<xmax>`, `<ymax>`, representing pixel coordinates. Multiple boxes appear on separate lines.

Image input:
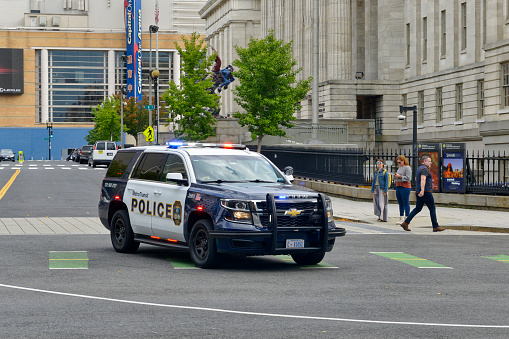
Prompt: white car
<box><xmin>88</xmin><ymin>141</ymin><xmax>118</xmax><ymax>167</ymax></box>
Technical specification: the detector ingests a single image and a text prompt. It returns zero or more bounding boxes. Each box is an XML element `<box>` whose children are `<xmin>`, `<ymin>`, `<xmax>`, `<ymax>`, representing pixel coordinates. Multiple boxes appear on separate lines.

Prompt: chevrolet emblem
<box><xmin>284</xmin><ymin>209</ymin><xmax>302</xmax><ymax>217</ymax></box>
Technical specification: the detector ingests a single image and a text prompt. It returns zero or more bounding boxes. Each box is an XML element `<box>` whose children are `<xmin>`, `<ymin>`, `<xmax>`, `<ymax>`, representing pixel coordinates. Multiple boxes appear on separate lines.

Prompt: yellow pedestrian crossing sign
<box><xmin>143</xmin><ymin>126</ymin><xmax>154</xmax><ymax>142</ymax></box>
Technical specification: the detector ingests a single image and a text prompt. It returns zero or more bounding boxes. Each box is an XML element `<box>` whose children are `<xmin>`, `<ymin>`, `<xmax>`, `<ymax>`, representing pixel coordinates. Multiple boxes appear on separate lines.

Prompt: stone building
<box><xmin>200</xmin><ymin>0</ymin><xmax>509</xmax><ymax>153</ymax></box>
<box><xmin>0</xmin><ymin>0</ymin><xmax>207</xmax><ymax>159</ymax></box>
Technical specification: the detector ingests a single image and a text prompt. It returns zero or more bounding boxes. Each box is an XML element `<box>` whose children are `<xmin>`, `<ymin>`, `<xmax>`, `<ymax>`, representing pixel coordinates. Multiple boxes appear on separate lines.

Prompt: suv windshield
<box><xmin>0</xmin><ymin>149</ymin><xmax>13</xmax><ymax>155</ymax></box>
<box><xmin>190</xmin><ymin>155</ymin><xmax>286</xmax><ymax>184</ymax></box>
<box><xmin>82</xmin><ymin>145</ymin><xmax>93</xmax><ymax>151</ymax></box>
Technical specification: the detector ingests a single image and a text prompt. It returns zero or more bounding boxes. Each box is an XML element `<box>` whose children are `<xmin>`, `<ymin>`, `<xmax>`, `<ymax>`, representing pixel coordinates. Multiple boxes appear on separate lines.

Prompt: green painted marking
<box><xmin>371</xmin><ymin>252</ymin><xmax>450</xmax><ymax>268</ymax></box>
<box><xmin>49</xmin><ymin>251</ymin><xmax>88</xmax><ymax>269</ymax></box>
<box><xmin>484</xmin><ymin>254</ymin><xmax>509</xmax><ymax>263</ymax></box>
<box><xmin>274</xmin><ymin>255</ymin><xmax>338</xmax><ymax>268</ymax></box>
<box><xmin>167</xmin><ymin>258</ymin><xmax>198</xmax><ymax>269</ymax></box>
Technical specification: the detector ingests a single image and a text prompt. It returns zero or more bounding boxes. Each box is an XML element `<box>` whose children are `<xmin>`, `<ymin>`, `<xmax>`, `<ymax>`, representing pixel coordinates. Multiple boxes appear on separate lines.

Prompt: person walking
<box><xmin>401</xmin><ymin>154</ymin><xmax>445</xmax><ymax>232</ymax></box>
<box><xmin>394</xmin><ymin>155</ymin><xmax>412</xmax><ymax>225</ymax></box>
<box><xmin>371</xmin><ymin>159</ymin><xmax>389</xmax><ymax>222</ymax></box>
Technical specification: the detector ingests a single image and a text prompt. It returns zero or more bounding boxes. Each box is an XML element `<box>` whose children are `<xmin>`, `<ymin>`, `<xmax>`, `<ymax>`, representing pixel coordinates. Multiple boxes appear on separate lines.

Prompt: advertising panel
<box><xmin>418</xmin><ymin>143</ymin><xmax>441</xmax><ymax>192</ymax></box>
<box><xmin>442</xmin><ymin>143</ymin><xmax>466</xmax><ymax>193</ymax></box>
<box><xmin>0</xmin><ymin>49</ymin><xmax>24</xmax><ymax>94</ymax></box>
<box><xmin>124</xmin><ymin>0</ymin><xmax>142</xmax><ymax>101</ymax></box>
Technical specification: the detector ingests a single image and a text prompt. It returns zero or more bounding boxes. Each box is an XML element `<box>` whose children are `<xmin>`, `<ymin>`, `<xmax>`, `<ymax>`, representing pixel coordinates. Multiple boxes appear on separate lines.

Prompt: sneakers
<box><xmin>433</xmin><ymin>227</ymin><xmax>446</xmax><ymax>232</ymax></box>
<box><xmin>400</xmin><ymin>221</ymin><xmax>411</xmax><ymax>231</ymax></box>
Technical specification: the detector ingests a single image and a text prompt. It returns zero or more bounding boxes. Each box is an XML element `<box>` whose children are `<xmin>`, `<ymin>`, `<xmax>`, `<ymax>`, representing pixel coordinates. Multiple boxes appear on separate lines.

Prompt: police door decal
<box><xmin>173</xmin><ymin>201</ymin><xmax>182</xmax><ymax>226</ymax></box>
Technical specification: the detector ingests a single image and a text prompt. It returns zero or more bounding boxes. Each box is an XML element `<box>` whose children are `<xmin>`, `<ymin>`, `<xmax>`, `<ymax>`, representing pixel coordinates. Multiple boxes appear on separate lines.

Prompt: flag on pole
<box><xmin>155</xmin><ymin>0</ymin><xmax>159</xmax><ymax>25</ymax></box>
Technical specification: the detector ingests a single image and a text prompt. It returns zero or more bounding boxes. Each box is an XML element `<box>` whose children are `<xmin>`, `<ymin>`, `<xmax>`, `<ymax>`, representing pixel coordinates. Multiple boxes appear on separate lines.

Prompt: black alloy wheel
<box><xmin>189</xmin><ymin>219</ymin><xmax>219</xmax><ymax>268</ymax></box>
<box><xmin>110</xmin><ymin>210</ymin><xmax>139</xmax><ymax>253</ymax></box>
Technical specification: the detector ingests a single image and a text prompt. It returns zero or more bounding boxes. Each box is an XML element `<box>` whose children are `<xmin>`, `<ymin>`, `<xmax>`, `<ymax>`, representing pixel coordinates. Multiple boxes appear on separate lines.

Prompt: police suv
<box><xmin>98</xmin><ymin>143</ymin><xmax>345</xmax><ymax>268</ymax></box>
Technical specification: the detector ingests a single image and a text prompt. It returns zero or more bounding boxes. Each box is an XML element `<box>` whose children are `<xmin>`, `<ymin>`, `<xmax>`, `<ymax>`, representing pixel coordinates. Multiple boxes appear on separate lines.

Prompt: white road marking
<box><xmin>0</xmin><ymin>283</ymin><xmax>507</xmax><ymax>328</ymax></box>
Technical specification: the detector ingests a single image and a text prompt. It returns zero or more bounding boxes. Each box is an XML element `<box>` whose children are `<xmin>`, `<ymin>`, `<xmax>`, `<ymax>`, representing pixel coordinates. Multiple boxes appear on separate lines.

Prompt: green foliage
<box><xmin>85</xmin><ymin>96</ymin><xmax>121</xmax><ymax>144</ymax></box>
<box><xmin>232</xmin><ymin>30</ymin><xmax>312</xmax><ymax>152</ymax></box>
<box><xmin>161</xmin><ymin>32</ymin><xmax>219</xmax><ymax>142</ymax></box>
<box><xmin>121</xmin><ymin>94</ymin><xmax>165</xmax><ymax>138</ymax></box>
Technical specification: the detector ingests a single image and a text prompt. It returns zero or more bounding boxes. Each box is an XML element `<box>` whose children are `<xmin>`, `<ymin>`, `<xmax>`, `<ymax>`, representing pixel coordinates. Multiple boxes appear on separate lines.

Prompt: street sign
<box><xmin>143</xmin><ymin>126</ymin><xmax>154</xmax><ymax>142</ymax></box>
<box><xmin>44</xmin><ymin>138</ymin><xmax>48</xmax><ymax>140</ymax></box>
<box><xmin>145</xmin><ymin>105</ymin><xmax>154</xmax><ymax>110</ymax></box>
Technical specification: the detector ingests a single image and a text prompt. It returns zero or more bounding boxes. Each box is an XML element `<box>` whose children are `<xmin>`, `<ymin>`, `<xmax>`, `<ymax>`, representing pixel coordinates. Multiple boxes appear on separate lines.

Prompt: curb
<box><xmin>333</xmin><ymin>216</ymin><xmax>509</xmax><ymax>233</ymax></box>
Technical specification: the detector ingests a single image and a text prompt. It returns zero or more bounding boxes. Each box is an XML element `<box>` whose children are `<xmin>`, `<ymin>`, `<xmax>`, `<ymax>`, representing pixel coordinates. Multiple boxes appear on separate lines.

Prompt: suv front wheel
<box><xmin>291</xmin><ymin>251</ymin><xmax>326</xmax><ymax>266</ymax></box>
<box><xmin>110</xmin><ymin>210</ymin><xmax>140</xmax><ymax>253</ymax></box>
<box><xmin>189</xmin><ymin>219</ymin><xmax>219</xmax><ymax>268</ymax></box>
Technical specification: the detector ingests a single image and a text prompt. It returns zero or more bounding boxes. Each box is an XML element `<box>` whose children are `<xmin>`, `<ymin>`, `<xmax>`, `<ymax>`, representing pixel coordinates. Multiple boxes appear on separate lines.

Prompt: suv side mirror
<box><xmin>166</xmin><ymin>173</ymin><xmax>188</xmax><ymax>186</ymax></box>
<box><xmin>283</xmin><ymin>166</ymin><xmax>294</xmax><ymax>183</ymax></box>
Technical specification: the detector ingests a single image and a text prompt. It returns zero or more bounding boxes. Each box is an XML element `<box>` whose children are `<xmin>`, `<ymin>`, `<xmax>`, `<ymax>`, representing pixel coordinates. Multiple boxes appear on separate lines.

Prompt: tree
<box><xmin>85</xmin><ymin>95</ymin><xmax>121</xmax><ymax>144</ymax></box>
<box><xmin>161</xmin><ymin>32</ymin><xmax>219</xmax><ymax>141</ymax></box>
<box><xmin>233</xmin><ymin>30</ymin><xmax>312</xmax><ymax>152</ymax></box>
<box><xmin>121</xmin><ymin>94</ymin><xmax>166</xmax><ymax>140</ymax></box>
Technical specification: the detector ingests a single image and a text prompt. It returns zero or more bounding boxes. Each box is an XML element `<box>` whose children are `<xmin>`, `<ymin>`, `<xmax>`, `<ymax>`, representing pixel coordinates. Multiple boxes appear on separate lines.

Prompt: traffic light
<box><xmin>50</xmin><ymin>130</ymin><xmax>53</xmax><ymax>138</ymax></box>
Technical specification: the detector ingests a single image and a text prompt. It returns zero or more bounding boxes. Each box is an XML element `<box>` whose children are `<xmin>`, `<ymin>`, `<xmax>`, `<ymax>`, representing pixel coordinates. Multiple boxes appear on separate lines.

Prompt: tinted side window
<box><xmin>106</xmin><ymin>142</ymin><xmax>117</xmax><ymax>150</ymax></box>
<box><xmin>162</xmin><ymin>154</ymin><xmax>188</xmax><ymax>184</ymax></box>
<box><xmin>131</xmin><ymin>153</ymin><xmax>167</xmax><ymax>181</ymax></box>
<box><xmin>96</xmin><ymin>142</ymin><xmax>105</xmax><ymax>150</ymax></box>
<box><xmin>106</xmin><ymin>152</ymin><xmax>136</xmax><ymax>178</ymax></box>
<box><xmin>82</xmin><ymin>145</ymin><xmax>93</xmax><ymax>151</ymax></box>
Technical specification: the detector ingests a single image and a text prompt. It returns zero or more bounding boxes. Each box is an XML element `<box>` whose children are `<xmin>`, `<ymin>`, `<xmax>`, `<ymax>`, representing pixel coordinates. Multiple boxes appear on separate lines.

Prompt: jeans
<box><xmin>405</xmin><ymin>192</ymin><xmax>439</xmax><ymax>228</ymax></box>
<box><xmin>395</xmin><ymin>186</ymin><xmax>411</xmax><ymax>217</ymax></box>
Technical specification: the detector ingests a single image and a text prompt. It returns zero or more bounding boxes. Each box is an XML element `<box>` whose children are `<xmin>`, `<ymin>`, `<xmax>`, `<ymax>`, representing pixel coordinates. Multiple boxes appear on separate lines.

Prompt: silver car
<box><xmin>0</xmin><ymin>149</ymin><xmax>15</xmax><ymax>162</ymax></box>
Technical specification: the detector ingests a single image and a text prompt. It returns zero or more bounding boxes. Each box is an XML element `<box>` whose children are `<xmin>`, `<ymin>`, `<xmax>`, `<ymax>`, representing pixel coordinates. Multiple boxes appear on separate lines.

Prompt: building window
<box><xmin>477</xmin><ymin>80</ymin><xmax>485</xmax><ymax>119</ymax></box>
<box><xmin>456</xmin><ymin>84</ymin><xmax>463</xmax><ymax>121</ymax></box>
<box><xmin>461</xmin><ymin>3</ymin><xmax>467</xmax><ymax>51</ymax></box>
<box><xmin>406</xmin><ymin>23</ymin><xmax>411</xmax><ymax>66</ymax></box>
<box><xmin>418</xmin><ymin>91</ymin><xmax>424</xmax><ymax>125</ymax></box>
<box><xmin>49</xmin><ymin>50</ymin><xmax>108</xmax><ymax>123</ymax></box>
<box><xmin>502</xmin><ymin>63</ymin><xmax>509</xmax><ymax>107</ymax></box>
<box><xmin>436</xmin><ymin>88</ymin><xmax>443</xmax><ymax>123</ymax></box>
<box><xmin>441</xmin><ymin>10</ymin><xmax>447</xmax><ymax>56</ymax></box>
<box><xmin>402</xmin><ymin>94</ymin><xmax>407</xmax><ymax>127</ymax></box>
<box><xmin>422</xmin><ymin>17</ymin><xmax>427</xmax><ymax>62</ymax></box>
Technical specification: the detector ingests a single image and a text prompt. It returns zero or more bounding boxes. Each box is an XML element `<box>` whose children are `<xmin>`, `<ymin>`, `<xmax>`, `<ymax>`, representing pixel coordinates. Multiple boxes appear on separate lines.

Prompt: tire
<box><xmin>189</xmin><ymin>219</ymin><xmax>219</xmax><ymax>268</ymax></box>
<box><xmin>110</xmin><ymin>210</ymin><xmax>139</xmax><ymax>253</ymax></box>
<box><xmin>291</xmin><ymin>251</ymin><xmax>326</xmax><ymax>266</ymax></box>
<box><xmin>92</xmin><ymin>161</ymin><xmax>96</xmax><ymax>168</ymax></box>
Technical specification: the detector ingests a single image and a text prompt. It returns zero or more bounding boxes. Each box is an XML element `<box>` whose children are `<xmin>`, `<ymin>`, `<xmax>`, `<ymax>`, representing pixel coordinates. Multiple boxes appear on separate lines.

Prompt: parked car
<box><xmin>79</xmin><ymin>145</ymin><xmax>93</xmax><ymax>164</ymax></box>
<box><xmin>89</xmin><ymin>141</ymin><xmax>118</xmax><ymax>167</ymax></box>
<box><xmin>0</xmin><ymin>149</ymin><xmax>15</xmax><ymax>162</ymax></box>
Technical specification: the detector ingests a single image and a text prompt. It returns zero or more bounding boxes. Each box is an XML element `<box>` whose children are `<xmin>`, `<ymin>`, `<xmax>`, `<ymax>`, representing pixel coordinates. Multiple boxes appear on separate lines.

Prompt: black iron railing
<box><xmin>254</xmin><ymin>146</ymin><xmax>509</xmax><ymax>196</ymax></box>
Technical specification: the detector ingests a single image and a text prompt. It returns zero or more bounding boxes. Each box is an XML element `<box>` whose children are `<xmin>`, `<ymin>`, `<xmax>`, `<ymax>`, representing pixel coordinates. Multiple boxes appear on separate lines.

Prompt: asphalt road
<box><xmin>1</xmin><ymin>161</ymin><xmax>509</xmax><ymax>338</ymax></box>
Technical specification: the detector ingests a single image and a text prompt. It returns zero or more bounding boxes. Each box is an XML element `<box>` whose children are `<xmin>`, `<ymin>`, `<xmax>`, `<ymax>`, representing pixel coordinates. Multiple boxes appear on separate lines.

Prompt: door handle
<box><xmin>154</xmin><ymin>190</ymin><xmax>162</xmax><ymax>195</ymax></box>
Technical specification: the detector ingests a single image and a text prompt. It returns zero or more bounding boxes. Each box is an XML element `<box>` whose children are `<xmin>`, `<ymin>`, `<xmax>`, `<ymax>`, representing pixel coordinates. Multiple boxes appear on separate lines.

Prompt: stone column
<box><xmin>173</xmin><ymin>50</ymin><xmax>180</xmax><ymax>86</ymax></box>
<box><xmin>108</xmin><ymin>50</ymin><xmax>115</xmax><ymax>97</ymax></box>
<box><xmin>327</xmin><ymin>0</ymin><xmax>352</xmax><ymax>80</ymax></box>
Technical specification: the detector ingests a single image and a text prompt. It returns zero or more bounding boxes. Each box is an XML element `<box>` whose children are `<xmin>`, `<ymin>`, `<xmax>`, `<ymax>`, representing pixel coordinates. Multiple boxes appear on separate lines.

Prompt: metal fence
<box><xmin>256</xmin><ymin>146</ymin><xmax>509</xmax><ymax>196</ymax></box>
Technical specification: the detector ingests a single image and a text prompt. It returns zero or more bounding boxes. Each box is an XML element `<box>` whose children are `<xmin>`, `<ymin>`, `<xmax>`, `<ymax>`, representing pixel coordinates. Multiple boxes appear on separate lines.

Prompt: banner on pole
<box><xmin>124</xmin><ymin>0</ymin><xmax>142</xmax><ymax>101</ymax></box>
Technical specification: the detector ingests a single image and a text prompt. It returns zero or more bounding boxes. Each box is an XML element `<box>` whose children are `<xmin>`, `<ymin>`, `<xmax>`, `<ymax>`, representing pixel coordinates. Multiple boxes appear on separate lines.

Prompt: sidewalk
<box><xmin>330</xmin><ymin>195</ymin><xmax>509</xmax><ymax>233</ymax></box>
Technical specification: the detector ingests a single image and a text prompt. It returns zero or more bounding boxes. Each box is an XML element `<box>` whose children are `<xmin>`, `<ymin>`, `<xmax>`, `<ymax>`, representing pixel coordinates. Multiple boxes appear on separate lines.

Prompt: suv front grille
<box><xmin>255</xmin><ymin>200</ymin><xmax>319</xmax><ymax>228</ymax></box>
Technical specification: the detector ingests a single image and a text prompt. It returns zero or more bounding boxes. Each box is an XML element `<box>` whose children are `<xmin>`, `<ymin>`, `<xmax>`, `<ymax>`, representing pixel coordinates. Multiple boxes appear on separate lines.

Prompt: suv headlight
<box><xmin>220</xmin><ymin>199</ymin><xmax>253</xmax><ymax>223</ymax></box>
<box><xmin>325</xmin><ymin>198</ymin><xmax>333</xmax><ymax>222</ymax></box>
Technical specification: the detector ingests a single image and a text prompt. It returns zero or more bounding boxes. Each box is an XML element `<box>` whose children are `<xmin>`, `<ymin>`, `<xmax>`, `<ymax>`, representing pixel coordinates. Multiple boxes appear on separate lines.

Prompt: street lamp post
<box><xmin>46</xmin><ymin>122</ymin><xmax>53</xmax><ymax>160</ymax></box>
<box><xmin>149</xmin><ymin>24</ymin><xmax>159</xmax><ymax>133</ymax></box>
<box><xmin>151</xmin><ymin>69</ymin><xmax>160</xmax><ymax>145</ymax></box>
<box><xmin>399</xmin><ymin>105</ymin><xmax>418</xmax><ymax>177</ymax></box>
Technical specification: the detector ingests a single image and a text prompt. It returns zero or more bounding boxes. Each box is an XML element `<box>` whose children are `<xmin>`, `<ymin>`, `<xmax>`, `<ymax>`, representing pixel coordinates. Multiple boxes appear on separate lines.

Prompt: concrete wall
<box><xmin>295</xmin><ymin>178</ymin><xmax>509</xmax><ymax>210</ymax></box>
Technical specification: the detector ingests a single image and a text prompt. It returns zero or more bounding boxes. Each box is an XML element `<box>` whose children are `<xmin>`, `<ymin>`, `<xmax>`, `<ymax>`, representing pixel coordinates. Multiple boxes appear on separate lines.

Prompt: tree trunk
<box><xmin>257</xmin><ymin>135</ymin><xmax>263</xmax><ymax>153</ymax></box>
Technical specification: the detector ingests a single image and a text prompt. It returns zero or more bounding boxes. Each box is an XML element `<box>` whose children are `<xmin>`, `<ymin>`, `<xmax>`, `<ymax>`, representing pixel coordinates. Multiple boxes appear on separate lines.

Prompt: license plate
<box><xmin>286</xmin><ymin>239</ymin><xmax>304</xmax><ymax>248</ymax></box>
<box><xmin>98</xmin><ymin>151</ymin><xmax>103</xmax><ymax>154</ymax></box>
<box><xmin>107</xmin><ymin>152</ymin><xmax>113</xmax><ymax>156</ymax></box>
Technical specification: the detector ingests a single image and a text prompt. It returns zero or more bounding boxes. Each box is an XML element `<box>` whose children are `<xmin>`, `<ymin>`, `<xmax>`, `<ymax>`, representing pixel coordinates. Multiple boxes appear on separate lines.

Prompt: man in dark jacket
<box><xmin>401</xmin><ymin>154</ymin><xmax>445</xmax><ymax>232</ymax></box>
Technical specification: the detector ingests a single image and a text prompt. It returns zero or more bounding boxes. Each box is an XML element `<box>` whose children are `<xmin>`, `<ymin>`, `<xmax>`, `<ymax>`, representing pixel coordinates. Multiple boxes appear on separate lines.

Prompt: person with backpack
<box><xmin>371</xmin><ymin>158</ymin><xmax>389</xmax><ymax>222</ymax></box>
<box><xmin>394</xmin><ymin>155</ymin><xmax>412</xmax><ymax>225</ymax></box>
<box><xmin>400</xmin><ymin>154</ymin><xmax>445</xmax><ymax>232</ymax></box>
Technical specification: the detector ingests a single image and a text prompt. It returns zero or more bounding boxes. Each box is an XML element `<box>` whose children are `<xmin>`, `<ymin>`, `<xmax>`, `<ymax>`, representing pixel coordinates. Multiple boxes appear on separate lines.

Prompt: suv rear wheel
<box><xmin>111</xmin><ymin>210</ymin><xmax>139</xmax><ymax>253</ymax></box>
<box><xmin>291</xmin><ymin>251</ymin><xmax>325</xmax><ymax>266</ymax></box>
<box><xmin>189</xmin><ymin>219</ymin><xmax>219</xmax><ymax>268</ymax></box>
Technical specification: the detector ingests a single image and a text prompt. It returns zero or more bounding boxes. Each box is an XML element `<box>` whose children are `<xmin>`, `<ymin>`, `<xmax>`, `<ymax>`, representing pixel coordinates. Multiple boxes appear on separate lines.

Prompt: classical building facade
<box><xmin>200</xmin><ymin>0</ymin><xmax>509</xmax><ymax>152</ymax></box>
<box><xmin>0</xmin><ymin>0</ymin><xmax>206</xmax><ymax>159</ymax></box>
